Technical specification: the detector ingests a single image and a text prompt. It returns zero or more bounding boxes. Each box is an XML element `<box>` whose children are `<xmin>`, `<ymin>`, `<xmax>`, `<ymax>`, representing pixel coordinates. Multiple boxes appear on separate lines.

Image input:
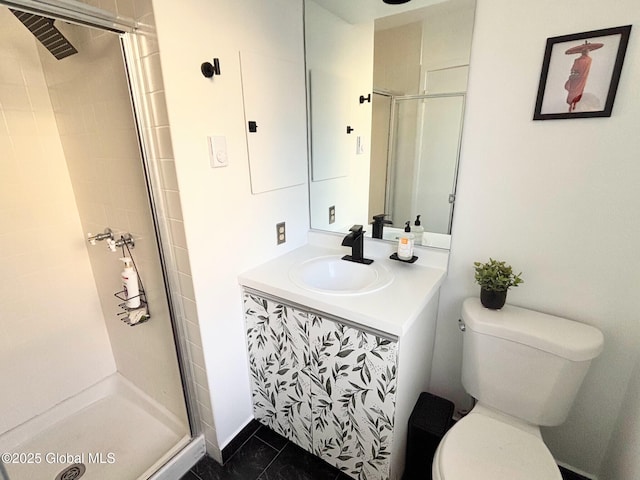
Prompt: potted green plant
<box><xmin>473</xmin><ymin>258</ymin><xmax>523</xmax><ymax>309</ymax></box>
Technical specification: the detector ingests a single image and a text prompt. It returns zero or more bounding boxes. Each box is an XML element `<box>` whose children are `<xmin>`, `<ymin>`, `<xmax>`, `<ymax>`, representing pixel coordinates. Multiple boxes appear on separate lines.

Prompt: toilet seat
<box><xmin>433</xmin><ymin>410</ymin><xmax>562</xmax><ymax>480</ymax></box>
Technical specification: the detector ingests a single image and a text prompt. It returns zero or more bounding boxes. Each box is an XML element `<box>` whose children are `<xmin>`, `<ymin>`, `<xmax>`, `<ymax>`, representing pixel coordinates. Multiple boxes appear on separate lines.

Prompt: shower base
<box><xmin>1</xmin><ymin>373</ymin><xmax>191</xmax><ymax>480</ymax></box>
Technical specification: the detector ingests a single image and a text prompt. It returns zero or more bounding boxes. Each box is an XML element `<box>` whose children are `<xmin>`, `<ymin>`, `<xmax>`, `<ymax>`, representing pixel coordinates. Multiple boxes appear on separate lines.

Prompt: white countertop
<box><xmin>238</xmin><ymin>233</ymin><xmax>448</xmax><ymax>337</ymax></box>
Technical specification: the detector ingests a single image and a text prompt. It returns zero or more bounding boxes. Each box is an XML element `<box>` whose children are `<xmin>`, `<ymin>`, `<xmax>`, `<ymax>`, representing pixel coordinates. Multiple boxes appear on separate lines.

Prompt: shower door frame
<box><xmin>0</xmin><ymin>0</ymin><xmax>205</xmax><ymax>478</ymax></box>
<box><xmin>385</xmin><ymin>91</ymin><xmax>466</xmax><ymax>234</ymax></box>
<box><xmin>120</xmin><ymin>33</ymin><xmax>206</xmax><ymax>480</ymax></box>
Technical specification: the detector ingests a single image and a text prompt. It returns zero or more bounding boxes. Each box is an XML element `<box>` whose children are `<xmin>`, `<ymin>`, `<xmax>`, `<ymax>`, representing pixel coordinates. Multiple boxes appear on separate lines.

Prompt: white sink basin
<box><xmin>289</xmin><ymin>255</ymin><xmax>393</xmax><ymax>295</ymax></box>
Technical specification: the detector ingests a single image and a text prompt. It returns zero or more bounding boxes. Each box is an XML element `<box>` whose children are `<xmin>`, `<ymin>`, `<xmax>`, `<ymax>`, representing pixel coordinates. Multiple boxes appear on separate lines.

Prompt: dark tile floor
<box><xmin>181</xmin><ymin>424</ymin><xmax>588</xmax><ymax>480</ymax></box>
<box><xmin>181</xmin><ymin>425</ymin><xmax>349</xmax><ymax>480</ymax></box>
<box><xmin>559</xmin><ymin>466</ymin><xmax>590</xmax><ymax>480</ymax></box>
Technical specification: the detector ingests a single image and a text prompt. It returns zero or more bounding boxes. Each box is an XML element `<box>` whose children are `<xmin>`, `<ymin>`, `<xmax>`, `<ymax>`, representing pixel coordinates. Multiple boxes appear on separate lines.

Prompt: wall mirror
<box><xmin>305</xmin><ymin>0</ymin><xmax>476</xmax><ymax>249</ymax></box>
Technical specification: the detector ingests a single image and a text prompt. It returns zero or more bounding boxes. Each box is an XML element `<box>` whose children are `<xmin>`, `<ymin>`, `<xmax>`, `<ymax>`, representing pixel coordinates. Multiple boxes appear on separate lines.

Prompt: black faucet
<box><xmin>371</xmin><ymin>214</ymin><xmax>392</xmax><ymax>239</ymax></box>
<box><xmin>341</xmin><ymin>225</ymin><xmax>374</xmax><ymax>264</ymax></box>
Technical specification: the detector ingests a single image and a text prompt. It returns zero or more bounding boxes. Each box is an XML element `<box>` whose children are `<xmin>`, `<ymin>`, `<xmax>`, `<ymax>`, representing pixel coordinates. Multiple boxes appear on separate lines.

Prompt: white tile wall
<box><xmin>0</xmin><ymin>7</ymin><xmax>116</xmax><ymax>434</ymax></box>
<box><xmin>36</xmin><ymin>15</ymin><xmax>191</xmax><ymax>428</ymax></box>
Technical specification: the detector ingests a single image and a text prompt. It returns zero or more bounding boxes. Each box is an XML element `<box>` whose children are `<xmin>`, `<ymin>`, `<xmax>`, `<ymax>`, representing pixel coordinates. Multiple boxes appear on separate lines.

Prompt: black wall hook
<box><xmin>201</xmin><ymin>58</ymin><xmax>221</xmax><ymax>78</ymax></box>
<box><xmin>346</xmin><ymin>126</ymin><xmax>354</xmax><ymax>134</ymax></box>
<box><xmin>359</xmin><ymin>93</ymin><xmax>371</xmax><ymax>104</ymax></box>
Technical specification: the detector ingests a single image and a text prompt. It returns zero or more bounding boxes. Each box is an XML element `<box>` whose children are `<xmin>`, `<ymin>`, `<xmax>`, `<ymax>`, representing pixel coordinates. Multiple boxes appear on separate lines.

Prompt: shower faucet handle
<box><xmin>87</xmin><ymin>228</ymin><xmax>114</xmax><ymax>245</ymax></box>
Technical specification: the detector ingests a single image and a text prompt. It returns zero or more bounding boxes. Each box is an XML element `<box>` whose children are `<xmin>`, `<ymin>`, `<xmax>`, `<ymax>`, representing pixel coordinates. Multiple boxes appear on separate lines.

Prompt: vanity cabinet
<box><xmin>244</xmin><ymin>294</ymin><xmax>313</xmax><ymax>450</ymax></box>
<box><xmin>239</xmin><ymin>241</ymin><xmax>446</xmax><ymax>479</ymax></box>
<box><xmin>244</xmin><ymin>291</ymin><xmax>398</xmax><ymax>480</ymax></box>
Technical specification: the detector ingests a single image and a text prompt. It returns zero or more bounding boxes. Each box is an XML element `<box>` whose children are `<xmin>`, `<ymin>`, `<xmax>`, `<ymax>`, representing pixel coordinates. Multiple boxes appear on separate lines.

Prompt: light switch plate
<box><xmin>208</xmin><ymin>135</ymin><xmax>228</xmax><ymax>168</ymax></box>
<box><xmin>329</xmin><ymin>205</ymin><xmax>335</xmax><ymax>224</ymax></box>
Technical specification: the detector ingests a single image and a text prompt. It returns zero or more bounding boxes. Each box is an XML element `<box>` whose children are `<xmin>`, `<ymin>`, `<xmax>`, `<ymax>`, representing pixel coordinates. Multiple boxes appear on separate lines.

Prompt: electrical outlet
<box><xmin>329</xmin><ymin>205</ymin><xmax>335</xmax><ymax>224</ymax></box>
<box><xmin>276</xmin><ymin>222</ymin><xmax>286</xmax><ymax>245</ymax></box>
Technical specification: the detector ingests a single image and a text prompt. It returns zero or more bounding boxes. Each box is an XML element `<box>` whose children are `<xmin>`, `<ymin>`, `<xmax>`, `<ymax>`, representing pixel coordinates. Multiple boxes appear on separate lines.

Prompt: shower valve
<box><xmin>115</xmin><ymin>233</ymin><xmax>135</xmax><ymax>250</ymax></box>
<box><xmin>87</xmin><ymin>228</ymin><xmax>114</xmax><ymax>245</ymax></box>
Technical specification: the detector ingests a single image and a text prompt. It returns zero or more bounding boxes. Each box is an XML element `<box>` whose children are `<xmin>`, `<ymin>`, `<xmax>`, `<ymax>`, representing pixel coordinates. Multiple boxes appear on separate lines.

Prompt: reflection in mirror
<box><xmin>305</xmin><ymin>0</ymin><xmax>476</xmax><ymax>249</ymax></box>
<box><xmin>382</xmin><ymin>93</ymin><xmax>465</xmax><ymax>235</ymax></box>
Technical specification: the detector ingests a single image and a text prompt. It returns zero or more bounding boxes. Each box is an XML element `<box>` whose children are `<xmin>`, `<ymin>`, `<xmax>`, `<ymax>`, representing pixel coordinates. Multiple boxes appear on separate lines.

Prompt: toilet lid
<box><xmin>436</xmin><ymin>412</ymin><xmax>562</xmax><ymax>480</ymax></box>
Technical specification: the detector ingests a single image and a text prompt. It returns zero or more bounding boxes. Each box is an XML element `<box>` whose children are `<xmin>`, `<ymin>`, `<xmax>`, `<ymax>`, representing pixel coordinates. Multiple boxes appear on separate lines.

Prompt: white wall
<box><xmin>429</xmin><ymin>0</ymin><xmax>640</xmax><ymax>476</ymax></box>
<box><xmin>420</xmin><ymin>5</ymin><xmax>475</xmax><ymax>75</ymax></box>
<box><xmin>374</xmin><ymin>21</ymin><xmax>422</xmax><ymax>95</ymax></box>
<box><xmin>0</xmin><ymin>7</ymin><xmax>115</xmax><ymax>434</ymax></box>
<box><xmin>152</xmin><ymin>0</ymin><xmax>310</xmax><ymax>447</ymax></box>
<box><xmin>600</xmin><ymin>358</ymin><xmax>640</xmax><ymax>479</ymax></box>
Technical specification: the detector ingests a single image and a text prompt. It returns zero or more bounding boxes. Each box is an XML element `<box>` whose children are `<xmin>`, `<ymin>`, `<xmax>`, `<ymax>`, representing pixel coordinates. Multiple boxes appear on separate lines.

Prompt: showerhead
<box><xmin>10</xmin><ymin>9</ymin><xmax>78</xmax><ymax>60</ymax></box>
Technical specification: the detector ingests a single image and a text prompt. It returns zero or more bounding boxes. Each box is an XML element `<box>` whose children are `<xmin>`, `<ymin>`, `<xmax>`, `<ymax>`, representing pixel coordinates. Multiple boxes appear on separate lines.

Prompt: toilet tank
<box><xmin>461</xmin><ymin>298</ymin><xmax>603</xmax><ymax>426</ymax></box>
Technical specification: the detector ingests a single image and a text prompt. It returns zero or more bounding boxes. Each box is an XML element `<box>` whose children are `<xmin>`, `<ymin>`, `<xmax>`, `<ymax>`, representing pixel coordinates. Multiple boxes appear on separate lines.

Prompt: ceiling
<box><xmin>309</xmin><ymin>0</ymin><xmax>447</xmax><ymax>25</ymax></box>
<box><xmin>375</xmin><ymin>0</ymin><xmax>475</xmax><ymax>30</ymax></box>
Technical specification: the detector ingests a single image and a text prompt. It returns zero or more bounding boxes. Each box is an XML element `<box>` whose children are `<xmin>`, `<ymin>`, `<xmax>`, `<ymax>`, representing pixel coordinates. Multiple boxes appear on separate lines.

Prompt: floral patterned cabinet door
<box><xmin>309</xmin><ymin>315</ymin><xmax>399</xmax><ymax>480</ymax></box>
<box><xmin>243</xmin><ymin>293</ymin><xmax>313</xmax><ymax>451</ymax></box>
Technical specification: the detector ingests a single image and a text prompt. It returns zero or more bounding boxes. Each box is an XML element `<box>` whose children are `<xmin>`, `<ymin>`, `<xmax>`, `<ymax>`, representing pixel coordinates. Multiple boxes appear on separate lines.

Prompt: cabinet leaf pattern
<box><xmin>310</xmin><ymin>315</ymin><xmax>398</xmax><ymax>480</ymax></box>
<box><xmin>243</xmin><ymin>292</ymin><xmax>398</xmax><ymax>480</ymax></box>
<box><xmin>244</xmin><ymin>293</ymin><xmax>313</xmax><ymax>451</ymax></box>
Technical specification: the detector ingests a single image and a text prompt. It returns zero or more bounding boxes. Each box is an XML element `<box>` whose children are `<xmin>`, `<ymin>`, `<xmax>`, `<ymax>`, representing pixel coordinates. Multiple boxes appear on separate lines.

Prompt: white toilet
<box><xmin>432</xmin><ymin>297</ymin><xmax>604</xmax><ymax>480</ymax></box>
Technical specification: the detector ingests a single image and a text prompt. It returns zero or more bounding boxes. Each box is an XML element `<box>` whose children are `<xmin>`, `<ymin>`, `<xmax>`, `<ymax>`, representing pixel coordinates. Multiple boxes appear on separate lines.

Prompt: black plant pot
<box><xmin>480</xmin><ymin>288</ymin><xmax>507</xmax><ymax>310</ymax></box>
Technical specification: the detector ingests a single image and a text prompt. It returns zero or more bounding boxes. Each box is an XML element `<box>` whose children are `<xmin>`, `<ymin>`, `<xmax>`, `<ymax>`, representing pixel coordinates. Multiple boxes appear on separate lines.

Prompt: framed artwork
<box><xmin>533</xmin><ymin>25</ymin><xmax>632</xmax><ymax>120</ymax></box>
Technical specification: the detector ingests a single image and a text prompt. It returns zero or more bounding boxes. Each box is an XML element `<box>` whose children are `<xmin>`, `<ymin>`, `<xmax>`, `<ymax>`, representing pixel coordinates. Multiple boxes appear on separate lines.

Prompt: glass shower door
<box><xmin>0</xmin><ymin>3</ymin><xmax>200</xmax><ymax>479</ymax></box>
<box><xmin>386</xmin><ymin>93</ymin><xmax>465</xmax><ymax>234</ymax></box>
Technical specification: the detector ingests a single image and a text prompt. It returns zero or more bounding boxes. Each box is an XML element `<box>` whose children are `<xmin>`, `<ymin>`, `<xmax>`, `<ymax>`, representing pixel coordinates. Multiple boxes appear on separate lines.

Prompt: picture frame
<box><xmin>533</xmin><ymin>25</ymin><xmax>632</xmax><ymax>120</ymax></box>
